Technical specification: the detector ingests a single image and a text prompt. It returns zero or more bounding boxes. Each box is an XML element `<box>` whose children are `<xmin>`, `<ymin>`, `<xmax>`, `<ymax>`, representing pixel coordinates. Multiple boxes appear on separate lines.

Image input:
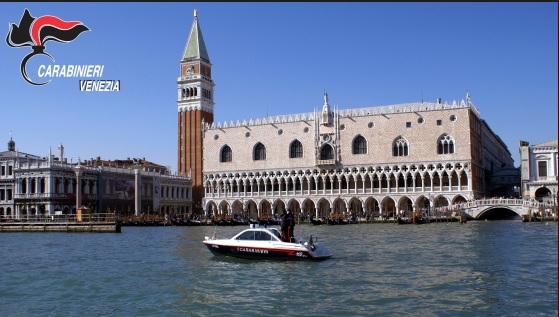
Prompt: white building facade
<box><xmin>0</xmin><ymin>138</ymin><xmax>193</xmax><ymax>219</ymax></box>
<box><xmin>519</xmin><ymin>139</ymin><xmax>558</xmax><ymax>204</ymax></box>
<box><xmin>0</xmin><ymin>137</ymin><xmax>37</xmax><ymax>218</ymax></box>
<box><xmin>202</xmin><ymin>93</ymin><xmax>515</xmax><ymax>220</ymax></box>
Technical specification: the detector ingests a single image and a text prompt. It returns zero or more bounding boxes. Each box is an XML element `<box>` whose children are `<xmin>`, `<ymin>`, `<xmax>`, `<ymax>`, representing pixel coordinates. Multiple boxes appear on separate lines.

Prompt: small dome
<box><xmin>8</xmin><ymin>137</ymin><xmax>15</xmax><ymax>151</ymax></box>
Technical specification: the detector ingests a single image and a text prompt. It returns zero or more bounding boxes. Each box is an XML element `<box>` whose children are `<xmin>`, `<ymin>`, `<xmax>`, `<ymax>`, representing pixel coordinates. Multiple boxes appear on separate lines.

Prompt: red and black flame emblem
<box><xmin>6</xmin><ymin>9</ymin><xmax>89</xmax><ymax>85</ymax></box>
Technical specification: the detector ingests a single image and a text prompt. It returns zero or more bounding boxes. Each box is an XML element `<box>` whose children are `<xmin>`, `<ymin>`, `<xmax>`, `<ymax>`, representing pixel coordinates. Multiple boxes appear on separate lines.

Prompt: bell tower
<box><xmin>177</xmin><ymin>9</ymin><xmax>214</xmax><ymax>213</ymax></box>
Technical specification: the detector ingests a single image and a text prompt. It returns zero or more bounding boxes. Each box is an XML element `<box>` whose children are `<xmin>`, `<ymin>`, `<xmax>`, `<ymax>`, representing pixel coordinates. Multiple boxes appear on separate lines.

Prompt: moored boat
<box><xmin>310</xmin><ymin>217</ymin><xmax>325</xmax><ymax>225</ymax></box>
<box><xmin>232</xmin><ymin>218</ymin><xmax>249</xmax><ymax>226</ymax></box>
<box><xmin>397</xmin><ymin>216</ymin><xmax>428</xmax><ymax>224</ymax></box>
<box><xmin>189</xmin><ymin>219</ymin><xmax>204</xmax><ymax>226</ymax></box>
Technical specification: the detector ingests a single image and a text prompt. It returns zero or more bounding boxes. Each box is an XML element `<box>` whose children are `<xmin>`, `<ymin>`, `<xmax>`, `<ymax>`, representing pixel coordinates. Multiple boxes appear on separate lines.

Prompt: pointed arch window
<box><xmin>392</xmin><ymin>137</ymin><xmax>409</xmax><ymax>156</ymax></box>
<box><xmin>254</xmin><ymin>143</ymin><xmax>266</xmax><ymax>161</ymax></box>
<box><xmin>320</xmin><ymin>144</ymin><xmax>334</xmax><ymax>160</ymax></box>
<box><xmin>353</xmin><ymin>135</ymin><xmax>367</xmax><ymax>154</ymax></box>
<box><xmin>220</xmin><ymin>145</ymin><xmax>232</xmax><ymax>162</ymax></box>
<box><xmin>437</xmin><ymin>134</ymin><xmax>455</xmax><ymax>154</ymax></box>
<box><xmin>290</xmin><ymin>140</ymin><xmax>303</xmax><ymax>158</ymax></box>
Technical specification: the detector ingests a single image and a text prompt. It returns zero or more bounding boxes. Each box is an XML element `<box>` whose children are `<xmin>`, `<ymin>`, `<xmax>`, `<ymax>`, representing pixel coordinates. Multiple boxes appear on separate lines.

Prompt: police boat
<box><xmin>203</xmin><ymin>224</ymin><xmax>331</xmax><ymax>261</ymax></box>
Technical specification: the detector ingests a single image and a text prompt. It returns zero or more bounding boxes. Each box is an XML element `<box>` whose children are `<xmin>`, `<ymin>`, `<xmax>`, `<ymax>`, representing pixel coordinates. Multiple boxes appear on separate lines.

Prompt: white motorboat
<box><xmin>203</xmin><ymin>224</ymin><xmax>332</xmax><ymax>261</ymax></box>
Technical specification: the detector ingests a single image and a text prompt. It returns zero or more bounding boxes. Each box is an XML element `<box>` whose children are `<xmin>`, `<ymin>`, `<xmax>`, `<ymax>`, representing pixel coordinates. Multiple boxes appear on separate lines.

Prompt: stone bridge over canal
<box><xmin>445</xmin><ymin>198</ymin><xmax>554</xmax><ymax>220</ymax></box>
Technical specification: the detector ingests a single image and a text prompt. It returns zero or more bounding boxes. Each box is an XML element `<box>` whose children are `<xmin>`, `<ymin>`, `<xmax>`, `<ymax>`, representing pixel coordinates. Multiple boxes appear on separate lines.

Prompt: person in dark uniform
<box><xmin>280</xmin><ymin>209</ymin><xmax>289</xmax><ymax>242</ymax></box>
<box><xmin>286</xmin><ymin>209</ymin><xmax>295</xmax><ymax>242</ymax></box>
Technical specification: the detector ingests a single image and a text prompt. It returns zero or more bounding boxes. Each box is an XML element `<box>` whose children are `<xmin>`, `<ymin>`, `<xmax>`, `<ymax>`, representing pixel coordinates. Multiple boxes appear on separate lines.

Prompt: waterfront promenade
<box><xmin>1</xmin><ymin>197</ymin><xmax>557</xmax><ymax>232</ymax></box>
<box><xmin>0</xmin><ymin>213</ymin><xmax>121</xmax><ymax>233</ymax></box>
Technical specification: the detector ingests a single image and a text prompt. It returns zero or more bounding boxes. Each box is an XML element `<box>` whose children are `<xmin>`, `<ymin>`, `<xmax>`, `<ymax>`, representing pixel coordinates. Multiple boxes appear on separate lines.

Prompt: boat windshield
<box><xmin>235</xmin><ymin>230</ymin><xmax>274</xmax><ymax>241</ymax></box>
<box><xmin>269</xmin><ymin>228</ymin><xmax>282</xmax><ymax>241</ymax></box>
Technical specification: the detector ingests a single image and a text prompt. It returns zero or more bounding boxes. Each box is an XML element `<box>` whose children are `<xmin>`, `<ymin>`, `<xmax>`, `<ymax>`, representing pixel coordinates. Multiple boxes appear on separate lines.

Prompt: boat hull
<box><xmin>203</xmin><ymin>241</ymin><xmax>331</xmax><ymax>261</ymax></box>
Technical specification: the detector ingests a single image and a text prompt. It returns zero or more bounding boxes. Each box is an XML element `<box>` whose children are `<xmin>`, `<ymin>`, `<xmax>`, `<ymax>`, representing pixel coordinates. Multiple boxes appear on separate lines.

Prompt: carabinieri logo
<box><xmin>6</xmin><ymin>9</ymin><xmax>90</xmax><ymax>86</ymax></box>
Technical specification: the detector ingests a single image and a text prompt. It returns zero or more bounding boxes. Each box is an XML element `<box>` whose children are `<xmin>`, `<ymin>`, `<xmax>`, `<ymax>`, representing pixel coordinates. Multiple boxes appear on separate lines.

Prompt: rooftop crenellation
<box><xmin>204</xmin><ymin>98</ymin><xmax>479</xmax><ymax>131</ymax></box>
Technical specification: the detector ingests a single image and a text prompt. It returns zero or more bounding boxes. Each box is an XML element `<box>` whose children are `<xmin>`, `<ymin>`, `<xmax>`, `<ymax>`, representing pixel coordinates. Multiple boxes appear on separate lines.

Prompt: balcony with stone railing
<box><xmin>316</xmin><ymin>159</ymin><xmax>336</xmax><ymax>167</ymax></box>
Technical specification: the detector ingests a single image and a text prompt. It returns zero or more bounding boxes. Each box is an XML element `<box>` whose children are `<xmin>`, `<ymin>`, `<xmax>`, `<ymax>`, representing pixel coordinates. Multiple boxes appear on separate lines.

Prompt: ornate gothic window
<box><xmin>392</xmin><ymin>137</ymin><xmax>409</xmax><ymax>156</ymax></box>
<box><xmin>290</xmin><ymin>140</ymin><xmax>303</xmax><ymax>158</ymax></box>
<box><xmin>437</xmin><ymin>134</ymin><xmax>455</xmax><ymax>154</ymax></box>
<box><xmin>254</xmin><ymin>143</ymin><xmax>266</xmax><ymax>161</ymax></box>
<box><xmin>353</xmin><ymin>135</ymin><xmax>367</xmax><ymax>154</ymax></box>
<box><xmin>320</xmin><ymin>144</ymin><xmax>334</xmax><ymax>160</ymax></box>
<box><xmin>220</xmin><ymin>145</ymin><xmax>232</xmax><ymax>162</ymax></box>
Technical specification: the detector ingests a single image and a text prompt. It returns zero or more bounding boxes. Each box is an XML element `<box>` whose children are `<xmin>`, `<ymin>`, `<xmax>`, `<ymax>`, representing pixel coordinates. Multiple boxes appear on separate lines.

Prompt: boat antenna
<box><xmin>212</xmin><ymin>225</ymin><xmax>217</xmax><ymax>239</ymax></box>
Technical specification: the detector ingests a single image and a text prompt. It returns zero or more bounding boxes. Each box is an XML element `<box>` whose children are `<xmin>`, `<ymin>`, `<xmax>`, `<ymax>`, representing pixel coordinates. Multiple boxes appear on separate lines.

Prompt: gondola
<box><xmin>232</xmin><ymin>218</ymin><xmax>249</xmax><ymax>226</ymax></box>
<box><xmin>327</xmin><ymin>218</ymin><xmax>340</xmax><ymax>225</ymax></box>
<box><xmin>189</xmin><ymin>219</ymin><xmax>203</xmax><ymax>226</ymax></box>
<box><xmin>310</xmin><ymin>218</ymin><xmax>325</xmax><ymax>225</ymax></box>
<box><xmin>397</xmin><ymin>216</ymin><xmax>428</xmax><ymax>224</ymax></box>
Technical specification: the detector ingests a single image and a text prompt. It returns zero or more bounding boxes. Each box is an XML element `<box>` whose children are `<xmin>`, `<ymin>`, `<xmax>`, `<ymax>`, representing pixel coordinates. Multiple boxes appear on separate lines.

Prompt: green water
<box><xmin>0</xmin><ymin>221</ymin><xmax>557</xmax><ymax>316</ymax></box>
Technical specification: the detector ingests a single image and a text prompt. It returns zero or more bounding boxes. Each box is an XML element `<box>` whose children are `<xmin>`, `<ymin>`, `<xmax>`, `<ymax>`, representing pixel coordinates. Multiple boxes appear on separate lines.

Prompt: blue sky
<box><xmin>1</xmin><ymin>2</ymin><xmax>557</xmax><ymax>172</ymax></box>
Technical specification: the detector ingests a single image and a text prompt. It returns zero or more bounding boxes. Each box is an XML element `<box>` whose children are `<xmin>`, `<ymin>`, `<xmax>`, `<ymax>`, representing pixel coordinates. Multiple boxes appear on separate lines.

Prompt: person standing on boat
<box><xmin>280</xmin><ymin>209</ymin><xmax>289</xmax><ymax>242</ymax></box>
<box><xmin>286</xmin><ymin>209</ymin><xmax>295</xmax><ymax>242</ymax></box>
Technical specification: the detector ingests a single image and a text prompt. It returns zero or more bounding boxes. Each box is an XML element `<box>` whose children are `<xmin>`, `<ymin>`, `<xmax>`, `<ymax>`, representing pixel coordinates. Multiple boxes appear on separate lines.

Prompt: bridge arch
<box><xmin>475</xmin><ymin>205</ymin><xmax>521</xmax><ymax>220</ymax></box>
<box><xmin>451</xmin><ymin>198</ymin><xmax>539</xmax><ymax>220</ymax></box>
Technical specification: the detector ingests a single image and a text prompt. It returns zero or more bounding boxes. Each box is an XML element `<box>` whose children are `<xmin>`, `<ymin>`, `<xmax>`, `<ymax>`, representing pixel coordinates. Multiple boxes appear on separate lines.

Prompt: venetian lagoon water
<box><xmin>0</xmin><ymin>220</ymin><xmax>557</xmax><ymax>317</ymax></box>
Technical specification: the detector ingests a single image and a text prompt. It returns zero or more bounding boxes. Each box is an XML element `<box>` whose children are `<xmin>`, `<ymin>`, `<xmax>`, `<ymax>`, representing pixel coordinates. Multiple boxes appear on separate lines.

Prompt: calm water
<box><xmin>0</xmin><ymin>221</ymin><xmax>557</xmax><ymax>317</ymax></box>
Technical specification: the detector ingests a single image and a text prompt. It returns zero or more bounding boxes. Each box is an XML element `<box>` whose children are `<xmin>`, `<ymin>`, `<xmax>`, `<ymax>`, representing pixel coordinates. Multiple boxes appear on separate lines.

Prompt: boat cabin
<box><xmin>233</xmin><ymin>228</ymin><xmax>283</xmax><ymax>242</ymax></box>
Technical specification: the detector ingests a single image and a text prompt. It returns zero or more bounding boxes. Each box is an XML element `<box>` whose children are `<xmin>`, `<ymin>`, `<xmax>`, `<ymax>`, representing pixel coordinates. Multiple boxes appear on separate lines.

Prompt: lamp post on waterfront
<box><xmin>513</xmin><ymin>186</ymin><xmax>519</xmax><ymax>199</ymax></box>
<box><xmin>428</xmin><ymin>194</ymin><xmax>434</xmax><ymax>222</ymax></box>
<box><xmin>553</xmin><ymin>188</ymin><xmax>557</xmax><ymax>220</ymax></box>
<box><xmin>133</xmin><ymin>162</ymin><xmax>142</xmax><ymax>217</ymax></box>
<box><xmin>72</xmin><ymin>158</ymin><xmax>84</xmax><ymax>212</ymax></box>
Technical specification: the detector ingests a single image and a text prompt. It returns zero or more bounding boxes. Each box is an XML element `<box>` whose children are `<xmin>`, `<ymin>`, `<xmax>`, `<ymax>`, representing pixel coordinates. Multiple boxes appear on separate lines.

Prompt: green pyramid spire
<box><xmin>182</xmin><ymin>9</ymin><xmax>210</xmax><ymax>62</ymax></box>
